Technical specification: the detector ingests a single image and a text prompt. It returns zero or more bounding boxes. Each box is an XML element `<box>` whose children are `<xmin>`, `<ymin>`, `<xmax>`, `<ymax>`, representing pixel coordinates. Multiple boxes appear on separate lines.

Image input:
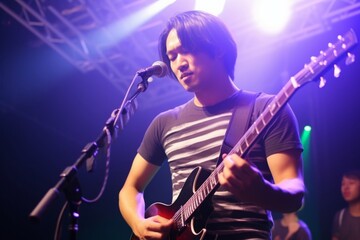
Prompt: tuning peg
<box><xmin>345</xmin><ymin>52</ymin><xmax>355</xmax><ymax>65</ymax></box>
<box><xmin>334</xmin><ymin>64</ymin><xmax>341</xmax><ymax>78</ymax></box>
<box><xmin>319</xmin><ymin>76</ymin><xmax>326</xmax><ymax>88</ymax></box>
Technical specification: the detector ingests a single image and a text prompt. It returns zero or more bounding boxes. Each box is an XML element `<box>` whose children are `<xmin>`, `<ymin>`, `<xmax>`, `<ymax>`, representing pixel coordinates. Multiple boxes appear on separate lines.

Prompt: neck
<box><xmin>281</xmin><ymin>213</ymin><xmax>299</xmax><ymax>226</ymax></box>
<box><xmin>348</xmin><ymin>200</ymin><xmax>360</xmax><ymax>217</ymax></box>
<box><xmin>193</xmin><ymin>78</ymin><xmax>239</xmax><ymax>107</ymax></box>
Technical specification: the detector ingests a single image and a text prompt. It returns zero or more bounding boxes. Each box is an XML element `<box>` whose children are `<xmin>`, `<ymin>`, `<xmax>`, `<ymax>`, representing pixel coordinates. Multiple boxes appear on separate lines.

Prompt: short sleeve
<box><xmin>138</xmin><ymin>113</ymin><xmax>167</xmax><ymax>166</ymax></box>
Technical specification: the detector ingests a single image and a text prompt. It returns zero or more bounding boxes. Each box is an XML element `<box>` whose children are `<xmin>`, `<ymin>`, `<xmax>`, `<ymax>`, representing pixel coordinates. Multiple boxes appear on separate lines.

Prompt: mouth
<box><xmin>343</xmin><ymin>192</ymin><xmax>350</xmax><ymax>198</ymax></box>
<box><xmin>180</xmin><ymin>72</ymin><xmax>193</xmax><ymax>81</ymax></box>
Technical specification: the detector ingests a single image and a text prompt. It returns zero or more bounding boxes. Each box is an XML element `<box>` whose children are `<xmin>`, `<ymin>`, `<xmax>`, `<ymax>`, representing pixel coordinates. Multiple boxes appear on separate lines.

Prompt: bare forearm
<box><xmin>257</xmin><ymin>177</ymin><xmax>305</xmax><ymax>212</ymax></box>
<box><xmin>119</xmin><ymin>187</ymin><xmax>146</xmax><ymax>231</ymax></box>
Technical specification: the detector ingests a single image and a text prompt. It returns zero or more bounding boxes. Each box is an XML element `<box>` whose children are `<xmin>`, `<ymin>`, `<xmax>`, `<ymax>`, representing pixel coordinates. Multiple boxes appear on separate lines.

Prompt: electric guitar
<box><xmin>131</xmin><ymin>29</ymin><xmax>358</xmax><ymax>240</ymax></box>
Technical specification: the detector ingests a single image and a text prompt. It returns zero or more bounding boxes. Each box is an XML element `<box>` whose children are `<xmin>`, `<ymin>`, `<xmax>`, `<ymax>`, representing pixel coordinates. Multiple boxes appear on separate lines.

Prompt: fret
<box><xmin>239</xmin><ymin>141</ymin><xmax>247</xmax><ymax>155</ymax></box>
<box><xmin>184</xmin><ymin>205</ymin><xmax>188</xmax><ymax>220</ymax></box>
<box><xmin>256</xmin><ymin>117</ymin><xmax>265</xmax><ymax>132</ymax></box>
<box><xmin>277</xmin><ymin>91</ymin><xmax>288</xmax><ymax>106</ymax></box>
<box><xmin>187</xmin><ymin>201</ymin><xmax>192</xmax><ymax>217</ymax></box>
<box><xmin>260</xmin><ymin>113</ymin><xmax>267</xmax><ymax>129</ymax></box>
<box><xmin>205</xmin><ymin>182</ymin><xmax>210</xmax><ymax>193</ymax></box>
<box><xmin>246</xmin><ymin>127</ymin><xmax>257</xmax><ymax>146</ymax></box>
<box><xmin>208</xmin><ymin>179</ymin><xmax>212</xmax><ymax>191</ymax></box>
<box><xmin>236</xmin><ymin>142</ymin><xmax>243</xmax><ymax>154</ymax></box>
<box><xmin>188</xmin><ymin>203</ymin><xmax>192</xmax><ymax>217</ymax></box>
<box><xmin>235</xmin><ymin>146</ymin><xmax>241</xmax><ymax>155</ymax></box>
<box><xmin>275</xmin><ymin>97</ymin><xmax>282</xmax><ymax>108</ymax></box>
<box><xmin>203</xmin><ymin>183</ymin><xmax>209</xmax><ymax>197</ymax></box>
<box><xmin>198</xmin><ymin>191</ymin><xmax>202</xmax><ymax>204</ymax></box>
<box><xmin>283</xmin><ymin>87</ymin><xmax>290</xmax><ymax>98</ymax></box>
<box><xmin>255</xmin><ymin>124</ymin><xmax>260</xmax><ymax>134</ymax></box>
<box><xmin>180</xmin><ymin>205</ymin><xmax>185</xmax><ymax>227</ymax></box>
<box><xmin>290</xmin><ymin>76</ymin><xmax>300</xmax><ymax>88</ymax></box>
<box><xmin>261</xmin><ymin>110</ymin><xmax>271</xmax><ymax>125</ymax></box>
<box><xmin>244</xmin><ymin>135</ymin><xmax>250</xmax><ymax>147</ymax></box>
<box><xmin>211</xmin><ymin>174</ymin><xmax>217</xmax><ymax>186</ymax></box>
<box><xmin>269</xmin><ymin>102</ymin><xmax>278</xmax><ymax>116</ymax></box>
<box><xmin>201</xmin><ymin>188</ymin><xmax>206</xmax><ymax>199</ymax></box>
<box><xmin>284</xmin><ymin>82</ymin><xmax>296</xmax><ymax>96</ymax></box>
<box><xmin>207</xmin><ymin>179</ymin><xmax>212</xmax><ymax>190</ymax></box>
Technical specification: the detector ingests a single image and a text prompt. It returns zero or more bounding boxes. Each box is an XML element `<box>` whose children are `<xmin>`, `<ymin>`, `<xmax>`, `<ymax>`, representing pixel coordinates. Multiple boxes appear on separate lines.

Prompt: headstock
<box><xmin>294</xmin><ymin>29</ymin><xmax>358</xmax><ymax>88</ymax></box>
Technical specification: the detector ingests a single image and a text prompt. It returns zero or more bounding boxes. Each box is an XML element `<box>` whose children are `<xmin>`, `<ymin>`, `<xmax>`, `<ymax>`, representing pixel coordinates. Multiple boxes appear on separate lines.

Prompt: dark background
<box><xmin>1</xmin><ymin>1</ymin><xmax>360</xmax><ymax>239</ymax></box>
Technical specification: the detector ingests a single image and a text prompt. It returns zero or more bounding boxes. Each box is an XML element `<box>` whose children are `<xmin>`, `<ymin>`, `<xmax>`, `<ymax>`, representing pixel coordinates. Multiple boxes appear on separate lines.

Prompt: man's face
<box><xmin>165</xmin><ymin>29</ymin><xmax>221</xmax><ymax>93</ymax></box>
<box><xmin>341</xmin><ymin>176</ymin><xmax>360</xmax><ymax>203</ymax></box>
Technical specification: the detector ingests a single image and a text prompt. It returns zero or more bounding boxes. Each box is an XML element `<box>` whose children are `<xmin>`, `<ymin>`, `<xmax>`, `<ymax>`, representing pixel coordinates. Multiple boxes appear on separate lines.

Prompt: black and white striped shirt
<box><xmin>138</xmin><ymin>91</ymin><xmax>303</xmax><ymax>239</ymax></box>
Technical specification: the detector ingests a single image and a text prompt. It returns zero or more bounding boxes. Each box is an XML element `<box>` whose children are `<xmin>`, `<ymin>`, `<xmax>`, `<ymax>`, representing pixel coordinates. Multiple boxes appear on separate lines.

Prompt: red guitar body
<box><xmin>130</xmin><ymin>167</ymin><xmax>214</xmax><ymax>240</ymax></box>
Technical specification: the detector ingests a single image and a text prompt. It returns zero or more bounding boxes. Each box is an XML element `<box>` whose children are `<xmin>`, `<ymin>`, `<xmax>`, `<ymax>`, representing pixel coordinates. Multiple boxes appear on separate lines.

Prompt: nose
<box><xmin>176</xmin><ymin>55</ymin><xmax>188</xmax><ymax>72</ymax></box>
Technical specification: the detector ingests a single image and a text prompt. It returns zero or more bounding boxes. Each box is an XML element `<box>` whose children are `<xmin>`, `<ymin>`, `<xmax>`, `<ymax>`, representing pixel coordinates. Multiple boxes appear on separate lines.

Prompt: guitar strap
<box><xmin>217</xmin><ymin>90</ymin><xmax>260</xmax><ymax>166</ymax></box>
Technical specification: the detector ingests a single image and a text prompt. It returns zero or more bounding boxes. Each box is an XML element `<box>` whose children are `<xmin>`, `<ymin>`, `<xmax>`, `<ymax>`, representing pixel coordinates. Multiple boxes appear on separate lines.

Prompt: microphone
<box><xmin>137</xmin><ymin>61</ymin><xmax>168</xmax><ymax>78</ymax></box>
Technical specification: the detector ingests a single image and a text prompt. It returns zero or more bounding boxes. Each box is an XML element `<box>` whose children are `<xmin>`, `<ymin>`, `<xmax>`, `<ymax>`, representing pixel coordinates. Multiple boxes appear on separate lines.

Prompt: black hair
<box><xmin>343</xmin><ymin>170</ymin><xmax>360</xmax><ymax>180</ymax></box>
<box><xmin>158</xmin><ymin>10</ymin><xmax>237</xmax><ymax>80</ymax></box>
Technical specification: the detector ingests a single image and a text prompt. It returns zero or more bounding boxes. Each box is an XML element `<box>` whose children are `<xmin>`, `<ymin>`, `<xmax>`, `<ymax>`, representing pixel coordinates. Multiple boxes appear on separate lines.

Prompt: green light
<box><xmin>304</xmin><ymin>125</ymin><xmax>312</xmax><ymax>132</ymax></box>
<box><xmin>301</xmin><ymin>125</ymin><xmax>311</xmax><ymax>168</ymax></box>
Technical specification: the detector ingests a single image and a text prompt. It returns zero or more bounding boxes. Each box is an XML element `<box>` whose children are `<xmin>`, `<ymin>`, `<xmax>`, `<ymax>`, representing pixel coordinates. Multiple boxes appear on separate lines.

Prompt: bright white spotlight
<box><xmin>304</xmin><ymin>125</ymin><xmax>312</xmax><ymax>132</ymax></box>
<box><xmin>90</xmin><ymin>0</ymin><xmax>176</xmax><ymax>48</ymax></box>
<box><xmin>252</xmin><ymin>0</ymin><xmax>292</xmax><ymax>34</ymax></box>
<box><xmin>194</xmin><ymin>0</ymin><xmax>226</xmax><ymax>16</ymax></box>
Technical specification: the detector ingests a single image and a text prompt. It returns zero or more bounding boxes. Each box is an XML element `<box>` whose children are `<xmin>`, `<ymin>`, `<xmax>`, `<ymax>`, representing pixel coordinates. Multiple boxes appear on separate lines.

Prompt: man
<box><xmin>119</xmin><ymin>10</ymin><xmax>305</xmax><ymax>239</ymax></box>
<box><xmin>272</xmin><ymin>212</ymin><xmax>312</xmax><ymax>240</ymax></box>
<box><xmin>332</xmin><ymin>170</ymin><xmax>360</xmax><ymax>240</ymax></box>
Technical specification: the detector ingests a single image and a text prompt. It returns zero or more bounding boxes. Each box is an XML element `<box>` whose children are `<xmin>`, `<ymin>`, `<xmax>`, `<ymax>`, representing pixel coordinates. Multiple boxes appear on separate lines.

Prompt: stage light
<box><xmin>89</xmin><ymin>0</ymin><xmax>175</xmax><ymax>48</ymax></box>
<box><xmin>252</xmin><ymin>0</ymin><xmax>292</xmax><ymax>34</ymax></box>
<box><xmin>301</xmin><ymin>125</ymin><xmax>311</xmax><ymax>168</ymax></box>
<box><xmin>194</xmin><ymin>0</ymin><xmax>226</xmax><ymax>16</ymax></box>
<box><xmin>304</xmin><ymin>125</ymin><xmax>312</xmax><ymax>132</ymax></box>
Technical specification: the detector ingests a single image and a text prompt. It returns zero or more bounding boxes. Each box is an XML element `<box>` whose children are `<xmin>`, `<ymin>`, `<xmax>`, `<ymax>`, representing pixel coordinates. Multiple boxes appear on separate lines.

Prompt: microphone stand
<box><xmin>29</xmin><ymin>72</ymin><xmax>152</xmax><ymax>240</ymax></box>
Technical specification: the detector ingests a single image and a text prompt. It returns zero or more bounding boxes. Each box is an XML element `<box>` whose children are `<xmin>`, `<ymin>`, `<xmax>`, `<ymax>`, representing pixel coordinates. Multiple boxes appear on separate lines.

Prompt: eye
<box><xmin>167</xmin><ymin>53</ymin><xmax>176</xmax><ymax>62</ymax></box>
<box><xmin>167</xmin><ymin>54</ymin><xmax>176</xmax><ymax>62</ymax></box>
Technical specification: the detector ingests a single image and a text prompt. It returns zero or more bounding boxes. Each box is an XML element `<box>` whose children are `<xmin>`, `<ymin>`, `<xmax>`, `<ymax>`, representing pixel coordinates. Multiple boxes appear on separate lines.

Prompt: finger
<box><xmin>223</xmin><ymin>156</ymin><xmax>245</xmax><ymax>179</ymax></box>
<box><xmin>152</xmin><ymin>215</ymin><xmax>173</xmax><ymax>227</ymax></box>
<box><xmin>220</xmin><ymin>166</ymin><xmax>242</xmax><ymax>189</ymax></box>
<box><xmin>146</xmin><ymin>216</ymin><xmax>173</xmax><ymax>238</ymax></box>
<box><xmin>147</xmin><ymin>219</ymin><xmax>162</xmax><ymax>230</ymax></box>
<box><xmin>223</xmin><ymin>155</ymin><xmax>235</xmax><ymax>168</ymax></box>
<box><xmin>227</xmin><ymin>154</ymin><xmax>247</xmax><ymax>167</ymax></box>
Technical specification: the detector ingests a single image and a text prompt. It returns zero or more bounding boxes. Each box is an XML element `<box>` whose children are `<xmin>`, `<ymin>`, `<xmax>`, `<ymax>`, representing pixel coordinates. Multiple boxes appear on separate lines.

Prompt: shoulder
<box><xmin>153</xmin><ymin>100</ymin><xmax>192</xmax><ymax>122</ymax></box>
<box><xmin>297</xmin><ymin>220</ymin><xmax>312</xmax><ymax>239</ymax></box>
<box><xmin>252</xmin><ymin>92</ymin><xmax>274</xmax><ymax>111</ymax></box>
<box><xmin>298</xmin><ymin>219</ymin><xmax>311</xmax><ymax>231</ymax></box>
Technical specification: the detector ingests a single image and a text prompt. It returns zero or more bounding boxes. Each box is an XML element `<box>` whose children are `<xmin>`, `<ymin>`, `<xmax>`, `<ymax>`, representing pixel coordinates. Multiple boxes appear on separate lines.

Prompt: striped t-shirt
<box><xmin>138</xmin><ymin>91</ymin><xmax>303</xmax><ymax>239</ymax></box>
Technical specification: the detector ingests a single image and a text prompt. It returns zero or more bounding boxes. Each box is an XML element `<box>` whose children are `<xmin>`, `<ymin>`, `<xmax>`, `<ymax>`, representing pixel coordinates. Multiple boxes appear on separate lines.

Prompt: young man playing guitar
<box><xmin>119</xmin><ymin>10</ymin><xmax>305</xmax><ymax>240</ymax></box>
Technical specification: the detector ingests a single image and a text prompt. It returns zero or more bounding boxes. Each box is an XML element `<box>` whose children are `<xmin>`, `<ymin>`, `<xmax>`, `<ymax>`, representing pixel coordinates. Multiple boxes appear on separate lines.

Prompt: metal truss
<box><xmin>0</xmin><ymin>0</ymin><xmax>158</xmax><ymax>93</ymax></box>
<box><xmin>1</xmin><ymin>0</ymin><xmax>360</xmax><ymax>107</ymax></box>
